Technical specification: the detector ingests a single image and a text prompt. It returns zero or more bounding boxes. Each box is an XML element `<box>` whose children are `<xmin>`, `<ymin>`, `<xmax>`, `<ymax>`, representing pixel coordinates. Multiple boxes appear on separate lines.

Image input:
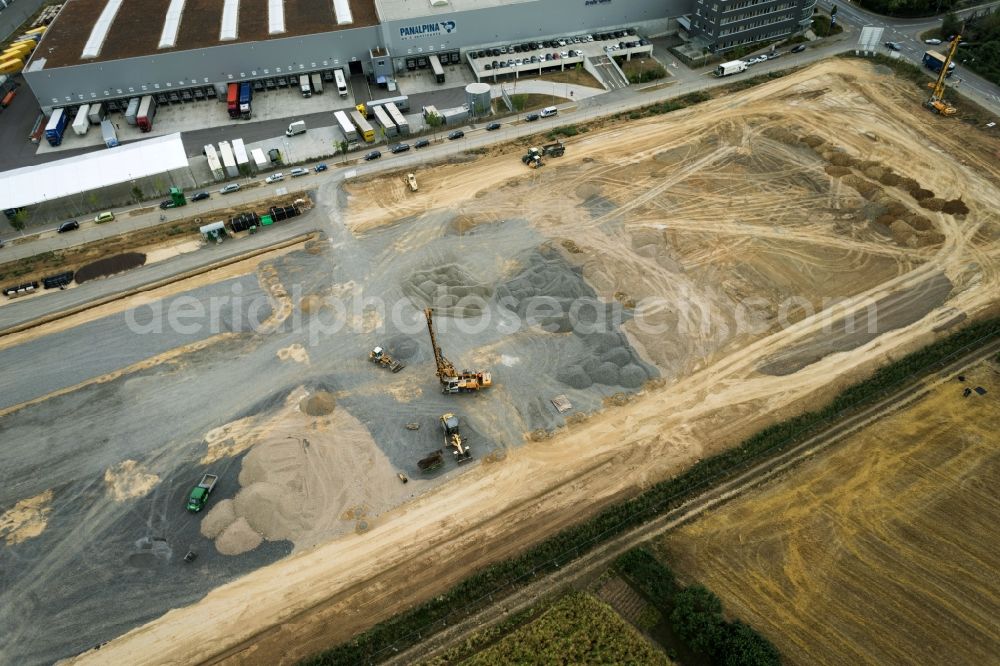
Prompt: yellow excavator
<box><xmin>424</xmin><ymin>308</ymin><xmax>492</xmax><ymax>393</ymax></box>
<box><xmin>441</xmin><ymin>413</ymin><xmax>473</xmax><ymax>463</ymax></box>
<box><xmin>926</xmin><ymin>34</ymin><xmax>961</xmax><ymax>116</ymax></box>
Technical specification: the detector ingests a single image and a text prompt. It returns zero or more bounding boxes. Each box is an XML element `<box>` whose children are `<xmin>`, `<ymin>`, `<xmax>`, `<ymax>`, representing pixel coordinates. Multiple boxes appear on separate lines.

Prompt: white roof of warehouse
<box><xmin>375</xmin><ymin>0</ymin><xmax>534</xmax><ymax>22</ymax></box>
<box><xmin>0</xmin><ymin>133</ymin><xmax>189</xmax><ymax>210</ymax></box>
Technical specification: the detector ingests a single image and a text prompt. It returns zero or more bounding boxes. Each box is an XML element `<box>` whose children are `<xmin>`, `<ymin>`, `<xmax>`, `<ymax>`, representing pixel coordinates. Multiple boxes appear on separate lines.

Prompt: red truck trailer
<box><xmin>227</xmin><ymin>82</ymin><xmax>239</xmax><ymax>118</ymax></box>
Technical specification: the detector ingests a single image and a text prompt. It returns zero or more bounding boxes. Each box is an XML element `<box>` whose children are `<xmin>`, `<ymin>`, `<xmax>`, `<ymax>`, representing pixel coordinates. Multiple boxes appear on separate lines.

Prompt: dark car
<box><xmin>191</xmin><ymin>191</ymin><xmax>210</xmax><ymax>202</ymax></box>
<box><xmin>390</xmin><ymin>143</ymin><xmax>411</xmax><ymax>153</ymax></box>
<box><xmin>486</xmin><ymin>122</ymin><xmax>501</xmax><ymax>131</ymax></box>
<box><xmin>885</xmin><ymin>41</ymin><xmax>901</xmax><ymax>51</ymax></box>
<box><xmin>447</xmin><ymin>130</ymin><xmax>465</xmax><ymax>140</ymax></box>
<box><xmin>364</xmin><ymin>150</ymin><xmax>382</xmax><ymax>161</ymax></box>
<box><xmin>790</xmin><ymin>44</ymin><xmax>807</xmax><ymax>53</ymax></box>
<box><xmin>524</xmin><ymin>113</ymin><xmax>540</xmax><ymax>122</ymax></box>
<box><xmin>314</xmin><ymin>163</ymin><xmax>328</xmax><ymax>172</ymax></box>
<box><xmin>57</xmin><ymin>220</ymin><xmax>80</xmax><ymax>233</ymax></box>
<box><xmin>159</xmin><ymin>200</ymin><xmax>176</xmax><ymax>210</ymax></box>
<box><xmin>414</xmin><ymin>139</ymin><xmax>431</xmax><ymax>149</ymax></box>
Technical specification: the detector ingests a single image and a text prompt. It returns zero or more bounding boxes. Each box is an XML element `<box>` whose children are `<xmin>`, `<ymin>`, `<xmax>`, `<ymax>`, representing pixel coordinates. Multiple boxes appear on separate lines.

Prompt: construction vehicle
<box><xmin>521</xmin><ymin>142</ymin><xmax>564</xmax><ymax>168</ymax></box>
<box><xmin>186</xmin><ymin>473</ymin><xmax>218</xmax><ymax>512</ymax></box>
<box><xmin>369</xmin><ymin>346</ymin><xmax>405</xmax><ymax>372</ymax></box>
<box><xmin>926</xmin><ymin>35</ymin><xmax>960</xmax><ymax>116</ymax></box>
<box><xmin>418</xmin><ymin>449</ymin><xmax>445</xmax><ymax>472</ymax></box>
<box><xmin>406</xmin><ymin>173</ymin><xmax>418</xmax><ymax>192</ymax></box>
<box><xmin>424</xmin><ymin>308</ymin><xmax>492</xmax><ymax>393</ymax></box>
<box><xmin>441</xmin><ymin>413</ymin><xmax>473</xmax><ymax>463</ymax></box>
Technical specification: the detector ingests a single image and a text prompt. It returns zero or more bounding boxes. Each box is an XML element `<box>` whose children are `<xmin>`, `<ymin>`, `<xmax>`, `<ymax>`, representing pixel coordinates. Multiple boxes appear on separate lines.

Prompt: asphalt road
<box><xmin>0</xmin><ymin>0</ymin><xmax>47</xmax><ymax>41</ymax></box>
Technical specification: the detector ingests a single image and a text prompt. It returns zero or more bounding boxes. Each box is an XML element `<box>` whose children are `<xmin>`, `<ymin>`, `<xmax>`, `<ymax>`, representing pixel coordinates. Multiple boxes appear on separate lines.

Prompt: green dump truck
<box><xmin>186</xmin><ymin>473</ymin><xmax>219</xmax><ymax>512</ymax></box>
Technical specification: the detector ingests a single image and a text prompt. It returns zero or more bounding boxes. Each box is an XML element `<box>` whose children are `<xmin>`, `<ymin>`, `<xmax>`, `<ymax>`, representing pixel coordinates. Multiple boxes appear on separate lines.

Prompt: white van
<box><xmin>540</xmin><ymin>106</ymin><xmax>558</xmax><ymax>118</ymax></box>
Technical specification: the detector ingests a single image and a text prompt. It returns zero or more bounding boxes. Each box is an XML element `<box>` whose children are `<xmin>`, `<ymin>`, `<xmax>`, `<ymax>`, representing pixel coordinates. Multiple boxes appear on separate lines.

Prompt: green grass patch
<box><xmin>462</xmin><ymin>592</ymin><xmax>668</xmax><ymax>665</ymax></box>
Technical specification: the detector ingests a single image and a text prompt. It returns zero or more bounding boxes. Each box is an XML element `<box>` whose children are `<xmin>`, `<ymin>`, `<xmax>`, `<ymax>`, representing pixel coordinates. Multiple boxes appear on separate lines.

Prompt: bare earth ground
<box><xmin>1</xmin><ymin>59</ymin><xmax>997</xmax><ymax>664</ymax></box>
<box><xmin>660</xmin><ymin>358</ymin><xmax>1000</xmax><ymax>665</ymax></box>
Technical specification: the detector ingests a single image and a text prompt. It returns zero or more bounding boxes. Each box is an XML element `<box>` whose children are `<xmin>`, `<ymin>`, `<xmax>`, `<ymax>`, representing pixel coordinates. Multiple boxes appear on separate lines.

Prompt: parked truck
<box><xmin>44</xmin><ymin>108</ymin><xmax>68</xmax><ymax>146</ymax></box>
<box><xmin>100</xmin><ymin>119</ymin><xmax>119</xmax><ymax>147</ymax></box>
<box><xmin>87</xmin><ymin>102</ymin><xmax>106</xmax><ymax>125</ymax></box>
<box><xmin>286</xmin><ymin>120</ymin><xmax>307</xmax><ymax>136</ymax></box>
<box><xmin>715</xmin><ymin>60</ymin><xmax>747</xmax><ymax>77</ymax></box>
<box><xmin>299</xmin><ymin>74</ymin><xmax>311</xmax><ymax>98</ymax></box>
<box><xmin>238</xmin><ymin>81</ymin><xmax>252</xmax><ymax>119</ymax></box>
<box><xmin>124</xmin><ymin>96</ymin><xmax>140</xmax><ymax>125</ymax></box>
<box><xmin>71</xmin><ymin>104</ymin><xmax>90</xmax><ymax>136</ymax></box>
<box><xmin>334</xmin><ymin>109</ymin><xmax>358</xmax><ymax>142</ymax></box>
<box><xmin>136</xmin><ymin>94</ymin><xmax>156</xmax><ymax>132</ymax></box>
<box><xmin>227</xmin><ymin>82</ymin><xmax>239</xmax><ymax>118</ymax></box>
<box><xmin>310</xmin><ymin>73</ymin><xmax>323</xmax><ymax>94</ymax></box>
<box><xmin>186</xmin><ymin>473</ymin><xmax>219</xmax><ymax>512</ymax></box>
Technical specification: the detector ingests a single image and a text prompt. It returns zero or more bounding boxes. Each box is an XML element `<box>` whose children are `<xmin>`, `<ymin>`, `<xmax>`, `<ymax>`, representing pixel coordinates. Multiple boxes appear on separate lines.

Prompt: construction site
<box><xmin>0</xmin><ymin>56</ymin><xmax>999</xmax><ymax>665</ymax></box>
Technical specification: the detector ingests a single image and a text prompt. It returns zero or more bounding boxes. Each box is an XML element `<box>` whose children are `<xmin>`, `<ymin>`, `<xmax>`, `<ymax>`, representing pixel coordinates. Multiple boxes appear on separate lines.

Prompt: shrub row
<box><xmin>615</xmin><ymin>548</ymin><xmax>780</xmax><ymax>665</ymax></box>
<box><xmin>304</xmin><ymin>318</ymin><xmax>1000</xmax><ymax>665</ymax></box>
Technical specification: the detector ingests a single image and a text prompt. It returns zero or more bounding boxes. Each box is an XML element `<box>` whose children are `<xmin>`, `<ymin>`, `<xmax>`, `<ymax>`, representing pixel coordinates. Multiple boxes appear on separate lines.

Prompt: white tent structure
<box><xmin>0</xmin><ymin>133</ymin><xmax>190</xmax><ymax>211</ymax></box>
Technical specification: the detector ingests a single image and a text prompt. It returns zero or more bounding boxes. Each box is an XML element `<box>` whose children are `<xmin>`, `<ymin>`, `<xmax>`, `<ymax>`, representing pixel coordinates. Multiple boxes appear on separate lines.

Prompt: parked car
<box><xmin>159</xmin><ymin>200</ymin><xmax>176</xmax><ymax>209</ymax></box>
<box><xmin>925</xmin><ymin>38</ymin><xmax>942</xmax><ymax>45</ymax></box>
<box><xmin>525</xmin><ymin>113</ymin><xmax>540</xmax><ymax>122</ymax></box>
<box><xmin>791</xmin><ymin>44</ymin><xmax>807</xmax><ymax>53</ymax></box>
<box><xmin>58</xmin><ymin>220</ymin><xmax>80</xmax><ymax>233</ymax></box>
<box><xmin>314</xmin><ymin>163</ymin><xmax>328</xmax><ymax>172</ymax></box>
<box><xmin>191</xmin><ymin>191</ymin><xmax>210</xmax><ymax>201</ymax></box>
<box><xmin>94</xmin><ymin>211</ymin><xmax>114</xmax><ymax>223</ymax></box>
<box><xmin>390</xmin><ymin>143</ymin><xmax>411</xmax><ymax>153</ymax></box>
<box><xmin>364</xmin><ymin>150</ymin><xmax>382</xmax><ymax>160</ymax></box>
<box><xmin>265</xmin><ymin>173</ymin><xmax>285</xmax><ymax>184</ymax></box>
<box><xmin>414</xmin><ymin>139</ymin><xmax>431</xmax><ymax>149</ymax></box>
<box><xmin>220</xmin><ymin>183</ymin><xmax>241</xmax><ymax>194</ymax></box>
<box><xmin>290</xmin><ymin>167</ymin><xmax>309</xmax><ymax>177</ymax></box>
<box><xmin>486</xmin><ymin>122</ymin><xmax>501</xmax><ymax>131</ymax></box>
<box><xmin>447</xmin><ymin>130</ymin><xmax>465</xmax><ymax>140</ymax></box>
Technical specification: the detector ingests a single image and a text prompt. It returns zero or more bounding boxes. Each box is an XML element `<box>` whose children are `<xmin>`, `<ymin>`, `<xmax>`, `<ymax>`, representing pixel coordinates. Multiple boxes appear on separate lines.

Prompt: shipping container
<box><xmin>429</xmin><ymin>54</ymin><xmax>445</xmax><ymax>83</ymax></box>
<box><xmin>204</xmin><ymin>144</ymin><xmax>225</xmax><ymax>180</ymax></box>
<box><xmin>218</xmin><ymin>140</ymin><xmax>239</xmax><ymax>178</ymax></box>
<box><xmin>334</xmin><ymin>109</ymin><xmax>357</xmax><ymax>141</ymax></box>
<box><xmin>350</xmin><ymin>109</ymin><xmax>376</xmax><ymax>142</ymax></box>
<box><xmin>44</xmin><ymin>108</ymin><xmax>68</xmax><ymax>146</ymax></box>
<box><xmin>72</xmin><ymin>104</ymin><xmax>90</xmax><ymax>136</ymax></box>
<box><xmin>227</xmin><ymin>82</ymin><xmax>239</xmax><ymax>118</ymax></box>
<box><xmin>136</xmin><ymin>95</ymin><xmax>156</xmax><ymax>132</ymax></box>
<box><xmin>385</xmin><ymin>102</ymin><xmax>409</xmax><ymax>136</ymax></box>
<box><xmin>370</xmin><ymin>105</ymin><xmax>396</xmax><ymax>139</ymax></box>
<box><xmin>124</xmin><ymin>96</ymin><xmax>141</xmax><ymax>125</ymax></box>
<box><xmin>100</xmin><ymin>119</ymin><xmax>119</xmax><ymax>147</ymax></box>
<box><xmin>87</xmin><ymin>102</ymin><xmax>106</xmax><ymax>124</ymax></box>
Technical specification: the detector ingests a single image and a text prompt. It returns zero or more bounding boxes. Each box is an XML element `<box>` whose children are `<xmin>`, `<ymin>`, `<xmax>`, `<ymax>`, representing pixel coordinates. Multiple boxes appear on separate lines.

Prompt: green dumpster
<box><xmin>261</xmin><ymin>215</ymin><xmax>273</xmax><ymax>226</ymax></box>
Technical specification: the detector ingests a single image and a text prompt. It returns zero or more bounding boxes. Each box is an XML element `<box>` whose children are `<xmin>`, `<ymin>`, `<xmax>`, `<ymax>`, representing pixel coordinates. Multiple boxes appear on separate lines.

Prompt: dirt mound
<box><xmin>825</xmin><ymin>165</ymin><xmax>852</xmax><ymax>178</ymax></box>
<box><xmin>200</xmin><ymin>499</ymin><xmax>237</xmax><ymax>539</ymax></box>
<box><xmin>919</xmin><ymin>197</ymin><xmax>945</xmax><ymax>212</ymax></box>
<box><xmin>75</xmin><ymin>252</ymin><xmax>146</xmax><ymax>283</ymax></box>
<box><xmin>299</xmin><ymin>294</ymin><xmax>325</xmax><ymax>314</ymax></box>
<box><xmin>215</xmin><ymin>517</ymin><xmax>263</xmax><ymax>556</ymax></box>
<box><xmin>910</xmin><ymin>187</ymin><xmax>935</xmax><ymax>201</ymax></box>
<box><xmin>879</xmin><ymin>171</ymin><xmax>901</xmax><ymax>186</ymax></box>
<box><xmin>404</xmin><ymin>264</ymin><xmax>493</xmax><ymax>317</ymax></box>
<box><xmin>942</xmin><ymin>198</ymin><xmax>969</xmax><ymax>215</ymax></box>
<box><xmin>103</xmin><ymin>460</ymin><xmax>159</xmax><ymax>501</ymax></box>
<box><xmin>300</xmin><ymin>391</ymin><xmax>336</xmax><ymax>416</ymax></box>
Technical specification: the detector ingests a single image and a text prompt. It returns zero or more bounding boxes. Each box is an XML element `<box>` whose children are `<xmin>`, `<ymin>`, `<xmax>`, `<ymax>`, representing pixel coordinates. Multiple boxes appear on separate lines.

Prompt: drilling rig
<box><xmin>424</xmin><ymin>308</ymin><xmax>492</xmax><ymax>393</ymax></box>
<box><xmin>926</xmin><ymin>34</ymin><xmax>961</xmax><ymax>116</ymax></box>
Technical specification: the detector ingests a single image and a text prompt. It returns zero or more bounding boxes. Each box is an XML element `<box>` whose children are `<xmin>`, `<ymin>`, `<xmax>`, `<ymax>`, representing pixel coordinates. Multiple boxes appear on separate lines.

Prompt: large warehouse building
<box><xmin>23</xmin><ymin>0</ymin><xmax>811</xmax><ymax>113</ymax></box>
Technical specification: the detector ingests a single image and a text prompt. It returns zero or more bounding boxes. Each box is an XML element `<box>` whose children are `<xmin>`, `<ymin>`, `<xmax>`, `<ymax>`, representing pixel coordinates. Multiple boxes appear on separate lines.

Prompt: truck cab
<box><xmin>186</xmin><ymin>487</ymin><xmax>210</xmax><ymax>512</ymax></box>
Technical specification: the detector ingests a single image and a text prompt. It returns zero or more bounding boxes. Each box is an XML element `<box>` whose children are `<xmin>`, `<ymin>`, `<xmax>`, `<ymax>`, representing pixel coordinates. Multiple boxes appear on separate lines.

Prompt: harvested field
<box><xmin>4</xmin><ymin>59</ymin><xmax>1000</xmax><ymax>666</ymax></box>
<box><xmin>660</xmin><ymin>358</ymin><xmax>1000</xmax><ymax>665</ymax></box>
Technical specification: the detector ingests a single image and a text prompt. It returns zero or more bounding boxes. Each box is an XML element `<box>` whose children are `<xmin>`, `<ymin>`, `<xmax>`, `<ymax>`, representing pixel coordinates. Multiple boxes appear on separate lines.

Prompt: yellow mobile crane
<box><xmin>927</xmin><ymin>34</ymin><xmax>961</xmax><ymax>116</ymax></box>
<box><xmin>424</xmin><ymin>308</ymin><xmax>492</xmax><ymax>393</ymax></box>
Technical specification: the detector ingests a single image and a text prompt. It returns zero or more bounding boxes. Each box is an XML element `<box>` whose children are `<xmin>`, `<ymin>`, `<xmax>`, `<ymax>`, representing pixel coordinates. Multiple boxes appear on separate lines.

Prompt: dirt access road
<box><xmin>67</xmin><ymin>59</ymin><xmax>1000</xmax><ymax>665</ymax></box>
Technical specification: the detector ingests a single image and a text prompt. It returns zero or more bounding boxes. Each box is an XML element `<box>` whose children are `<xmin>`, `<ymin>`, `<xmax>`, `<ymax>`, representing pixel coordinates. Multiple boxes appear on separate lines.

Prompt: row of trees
<box><xmin>303</xmin><ymin>317</ymin><xmax>1000</xmax><ymax>665</ymax></box>
<box><xmin>952</xmin><ymin>12</ymin><xmax>1000</xmax><ymax>86</ymax></box>
<box><xmin>614</xmin><ymin>548</ymin><xmax>780</xmax><ymax>665</ymax></box>
<box><xmin>857</xmin><ymin>0</ymin><xmax>958</xmax><ymax>18</ymax></box>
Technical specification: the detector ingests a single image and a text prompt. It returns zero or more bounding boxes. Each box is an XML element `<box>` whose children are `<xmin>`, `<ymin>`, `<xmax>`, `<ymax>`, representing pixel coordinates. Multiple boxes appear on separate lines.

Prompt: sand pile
<box><xmin>200</xmin><ymin>388</ymin><xmax>404</xmax><ymax>555</ymax></box>
<box><xmin>404</xmin><ymin>264</ymin><xmax>493</xmax><ymax>317</ymax></box>
<box><xmin>103</xmin><ymin>460</ymin><xmax>159</xmax><ymax>501</ymax></box>
<box><xmin>0</xmin><ymin>490</ymin><xmax>53</xmax><ymax>545</ymax></box>
<box><xmin>300</xmin><ymin>390</ymin><xmax>336</xmax><ymax>415</ymax></box>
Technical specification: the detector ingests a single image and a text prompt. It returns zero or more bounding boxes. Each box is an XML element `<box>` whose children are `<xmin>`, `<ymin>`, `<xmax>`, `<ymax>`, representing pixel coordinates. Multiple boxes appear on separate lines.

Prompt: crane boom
<box><xmin>424</xmin><ymin>308</ymin><xmax>457</xmax><ymax>379</ymax></box>
<box><xmin>423</xmin><ymin>307</ymin><xmax>493</xmax><ymax>393</ymax></box>
<box><xmin>928</xmin><ymin>34</ymin><xmax>961</xmax><ymax>116</ymax></box>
